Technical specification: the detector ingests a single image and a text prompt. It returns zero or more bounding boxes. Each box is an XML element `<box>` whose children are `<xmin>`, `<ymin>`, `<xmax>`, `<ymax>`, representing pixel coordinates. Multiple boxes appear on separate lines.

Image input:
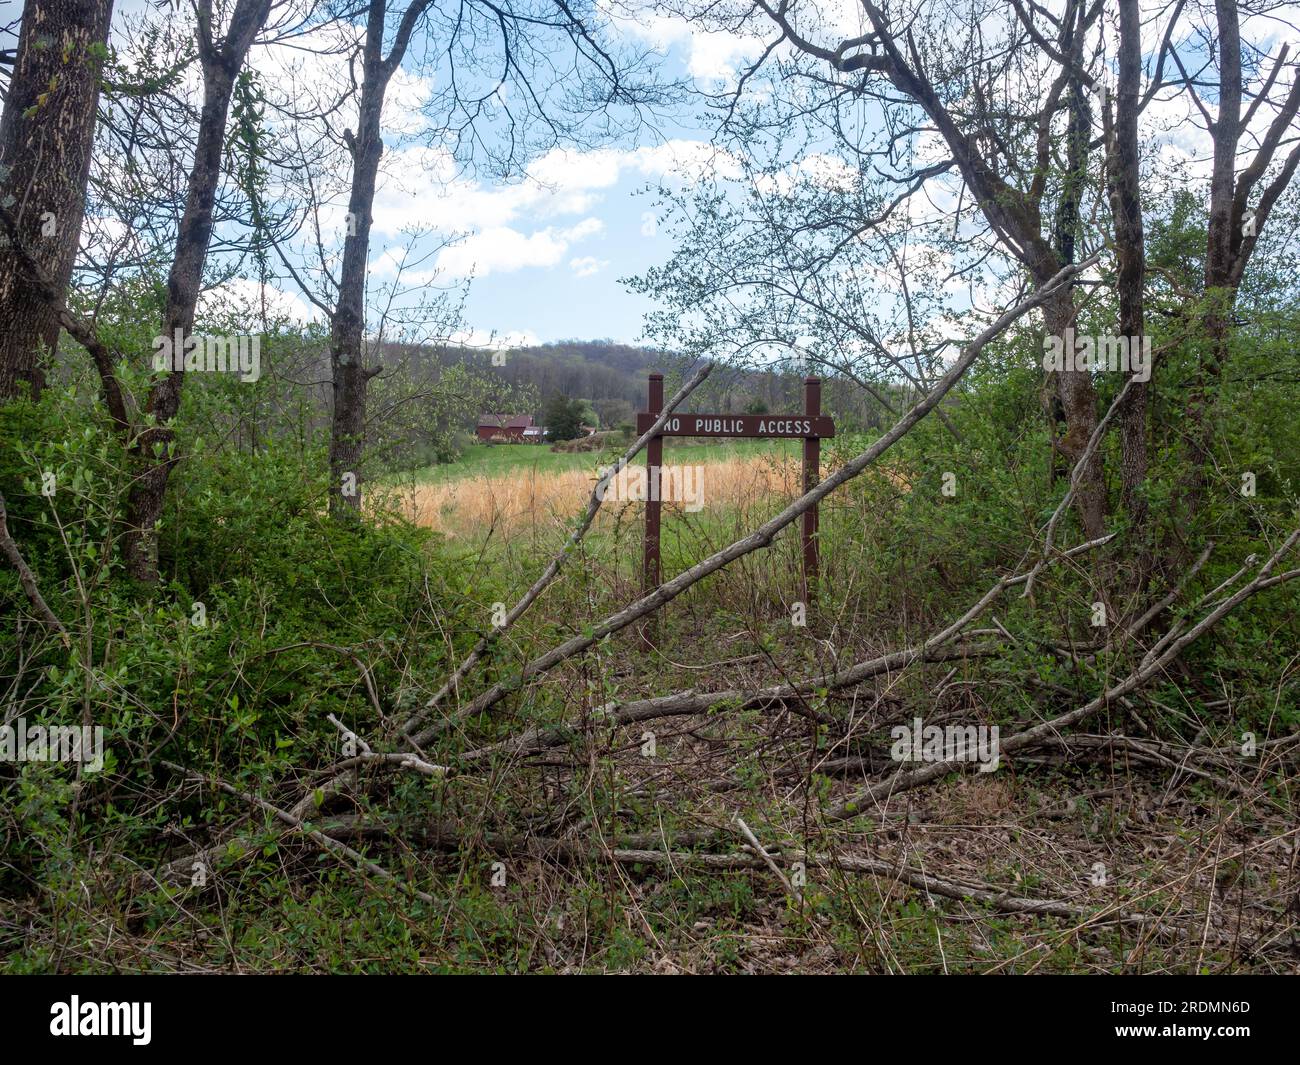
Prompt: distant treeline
<box><xmin>412</xmin><ymin>339</ymin><xmax>902</xmax><ymax>434</ymax></box>
<box><xmin>215</xmin><ymin>337</ymin><xmax>906</xmax><ymax>479</ymax></box>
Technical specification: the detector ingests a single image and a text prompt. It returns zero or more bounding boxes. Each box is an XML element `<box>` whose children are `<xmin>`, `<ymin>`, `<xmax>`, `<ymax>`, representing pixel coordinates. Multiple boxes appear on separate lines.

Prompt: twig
<box><xmin>160</xmin><ymin>761</ymin><xmax>434</xmax><ymax>904</ymax></box>
<box><xmin>0</xmin><ymin>491</ymin><xmax>70</xmax><ymax>647</ymax></box>
<box><xmin>734</xmin><ymin>816</ymin><xmax>800</xmax><ymax>902</ymax></box>
<box><xmin>404</xmin><ymin>361</ymin><xmax>714</xmax><ymax>739</ymax></box>
<box><xmin>826</xmin><ymin>529</ymin><xmax>1300</xmax><ymax>818</ymax></box>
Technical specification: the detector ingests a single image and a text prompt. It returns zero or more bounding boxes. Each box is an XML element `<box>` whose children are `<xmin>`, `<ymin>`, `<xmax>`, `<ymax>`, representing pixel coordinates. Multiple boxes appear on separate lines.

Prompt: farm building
<box><xmin>476</xmin><ymin>414</ymin><xmax>546</xmax><ymax>443</ymax></box>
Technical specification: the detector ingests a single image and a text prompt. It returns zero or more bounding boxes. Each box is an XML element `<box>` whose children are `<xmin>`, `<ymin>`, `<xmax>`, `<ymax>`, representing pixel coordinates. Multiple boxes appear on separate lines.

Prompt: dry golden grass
<box><xmin>395</xmin><ymin>455</ymin><xmax>805</xmax><ymax>539</ymax></box>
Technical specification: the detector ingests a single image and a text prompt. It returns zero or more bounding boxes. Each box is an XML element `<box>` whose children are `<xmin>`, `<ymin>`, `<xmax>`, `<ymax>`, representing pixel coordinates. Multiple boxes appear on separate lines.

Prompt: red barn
<box><xmin>477</xmin><ymin>414</ymin><xmax>543</xmax><ymax>442</ymax></box>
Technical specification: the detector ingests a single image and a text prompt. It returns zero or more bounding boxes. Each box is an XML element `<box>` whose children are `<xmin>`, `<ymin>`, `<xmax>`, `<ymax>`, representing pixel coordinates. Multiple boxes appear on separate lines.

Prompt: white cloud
<box><xmin>685</xmin><ymin>33</ymin><xmax>764</xmax><ymax>85</ymax></box>
<box><xmin>435</xmin><ymin>218</ymin><xmax>605</xmax><ymax>279</ymax></box>
<box><xmin>364</xmin><ymin>140</ymin><xmax>740</xmax><ymax>280</ymax></box>
<box><xmin>371</xmin><ymin>133</ymin><xmax>726</xmax><ymax>283</ymax></box>
<box><xmin>569</xmin><ymin>256</ymin><xmax>609</xmax><ymax>278</ymax></box>
<box><xmin>368</xmin><ymin>247</ymin><xmax>406</xmax><ymax>279</ymax></box>
<box><xmin>371</xmin><ymin>139</ymin><xmax>734</xmax><ymax>241</ymax></box>
<box><xmin>610</xmin><ymin>12</ymin><xmax>765</xmax><ymax>86</ymax></box>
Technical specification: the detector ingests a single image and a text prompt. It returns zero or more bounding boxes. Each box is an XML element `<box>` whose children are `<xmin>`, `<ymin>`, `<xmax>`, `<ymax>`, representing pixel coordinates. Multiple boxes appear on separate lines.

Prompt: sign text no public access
<box><xmin>635</xmin><ymin>413</ymin><xmax>836</xmax><ymax>438</ymax></box>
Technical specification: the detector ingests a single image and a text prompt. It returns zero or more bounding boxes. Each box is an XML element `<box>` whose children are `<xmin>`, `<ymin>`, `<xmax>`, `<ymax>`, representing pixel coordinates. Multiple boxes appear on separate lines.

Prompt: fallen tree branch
<box><xmin>314</xmin><ymin>816</ymin><xmax>1298</xmax><ymax>956</ymax></box>
<box><xmin>403</xmin><ymin>361</ymin><xmax>714</xmax><ymax>738</ymax></box>
<box><xmin>157</xmin><ymin>527</ymin><xmax>1115</xmax><ymax>882</ymax></box>
<box><xmin>735</xmin><ymin>816</ymin><xmax>800</xmax><ymax>902</ymax></box>
<box><xmin>160</xmin><ymin>761</ymin><xmax>434</xmax><ymax>904</ymax></box>
<box><xmin>412</xmin><ymin>255</ymin><xmax>1100</xmax><ymax>746</ymax></box>
<box><xmin>312</xmin><ymin>818</ymin><xmax>1172</xmax><ymax>926</ymax></box>
<box><xmin>826</xmin><ymin>529</ymin><xmax>1300</xmax><ymax>818</ymax></box>
<box><xmin>461</xmin><ymin>529</ymin><xmax>1118</xmax><ymax>767</ymax></box>
<box><xmin>1022</xmin><ymin>733</ymin><xmax>1245</xmax><ymax>794</ymax></box>
<box><xmin>286</xmin><ymin>715</ymin><xmax>446</xmax><ymax>822</ymax></box>
<box><xmin>458</xmin><ymin>640</ymin><xmax>1003</xmax><ymax>764</ymax></box>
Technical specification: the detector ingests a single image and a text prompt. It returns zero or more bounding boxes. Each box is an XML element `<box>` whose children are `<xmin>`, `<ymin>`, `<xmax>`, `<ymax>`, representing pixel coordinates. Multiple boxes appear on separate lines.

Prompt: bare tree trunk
<box><xmin>122</xmin><ymin>0</ymin><xmax>273</xmax><ymax>582</ymax></box>
<box><xmin>1109</xmin><ymin>0</ymin><xmax>1148</xmax><ymax>537</ymax></box>
<box><xmin>0</xmin><ymin>0</ymin><xmax>114</xmax><ymax>401</ymax></box>
<box><xmin>1156</xmin><ymin>1</ymin><xmax>1300</xmax><ymax>571</ymax></box>
<box><xmin>327</xmin><ymin>3</ymin><xmax>387</xmax><ymax>518</ymax></box>
<box><xmin>1041</xmin><ymin>285</ymin><xmax>1104</xmax><ymax>541</ymax></box>
<box><xmin>1043</xmin><ymin>8</ymin><xmax>1104</xmax><ymax>541</ymax></box>
<box><xmin>326</xmin><ymin>0</ymin><xmax>433</xmax><ymax>518</ymax></box>
<box><xmin>1185</xmin><ymin>0</ymin><xmax>1242</xmax><ymax>498</ymax></box>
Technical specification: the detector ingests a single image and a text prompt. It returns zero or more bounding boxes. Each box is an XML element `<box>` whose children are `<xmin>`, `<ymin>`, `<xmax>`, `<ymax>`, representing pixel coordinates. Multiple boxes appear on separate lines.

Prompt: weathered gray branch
<box><xmin>161</xmin><ymin>761</ymin><xmax>434</xmax><ymax>904</ymax></box>
<box><xmin>826</xmin><ymin>528</ymin><xmax>1300</xmax><ymax>818</ymax></box>
<box><xmin>403</xmin><ymin>361</ymin><xmax>714</xmax><ymax>737</ymax></box>
<box><xmin>411</xmin><ymin>255</ymin><xmax>1100</xmax><ymax>746</ymax></box>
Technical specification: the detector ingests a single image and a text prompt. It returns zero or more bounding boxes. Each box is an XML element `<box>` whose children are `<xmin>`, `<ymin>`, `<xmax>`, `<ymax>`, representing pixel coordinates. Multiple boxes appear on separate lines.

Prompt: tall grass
<box><xmin>395</xmin><ymin>454</ymin><xmax>805</xmax><ymax>540</ymax></box>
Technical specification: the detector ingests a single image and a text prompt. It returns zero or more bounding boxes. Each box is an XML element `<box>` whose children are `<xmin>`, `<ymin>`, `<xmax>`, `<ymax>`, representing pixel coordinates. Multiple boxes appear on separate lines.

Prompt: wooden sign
<box><xmin>639</xmin><ymin>373</ymin><xmax>834</xmax><ymax>647</ymax></box>
<box><xmin>635</xmin><ymin>412</ymin><xmax>836</xmax><ymax>439</ymax></box>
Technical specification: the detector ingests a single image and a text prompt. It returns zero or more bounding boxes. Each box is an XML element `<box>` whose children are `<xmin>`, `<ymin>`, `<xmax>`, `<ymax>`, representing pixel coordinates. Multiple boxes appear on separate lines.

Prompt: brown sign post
<box><xmin>639</xmin><ymin>373</ymin><xmax>833</xmax><ymax>646</ymax></box>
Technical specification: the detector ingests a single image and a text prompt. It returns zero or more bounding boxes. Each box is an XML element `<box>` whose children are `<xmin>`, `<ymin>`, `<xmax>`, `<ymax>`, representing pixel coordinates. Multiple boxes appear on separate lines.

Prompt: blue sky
<box><xmin>340</xmin><ymin>9</ymin><xmax>763</xmax><ymax>350</ymax></box>
<box><xmin>29</xmin><ymin>1</ymin><xmax>1272</xmax><ymax>353</ymax></box>
<box><xmin>235</xmin><ymin>5</ymin><xmax>768</xmax><ymax>349</ymax></box>
<box><xmin>0</xmin><ymin>0</ymin><xmax>769</xmax><ymax>349</ymax></box>
<box><xmin>453</xmin><ymin>171</ymin><xmax>674</xmax><ymax>347</ymax></box>
<box><xmin>361</xmin><ymin>134</ymin><xmax>728</xmax><ymax>349</ymax></box>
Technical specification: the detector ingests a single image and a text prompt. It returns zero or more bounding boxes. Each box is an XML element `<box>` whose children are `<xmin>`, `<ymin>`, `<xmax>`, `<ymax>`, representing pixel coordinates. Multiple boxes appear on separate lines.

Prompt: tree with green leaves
<box><xmin>543</xmin><ymin>393</ymin><xmax>583</xmax><ymax>441</ymax></box>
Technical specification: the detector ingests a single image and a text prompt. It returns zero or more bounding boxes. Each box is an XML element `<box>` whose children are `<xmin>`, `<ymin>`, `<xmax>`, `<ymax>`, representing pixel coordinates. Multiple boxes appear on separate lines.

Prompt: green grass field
<box><xmin>408</xmin><ymin>437</ymin><xmax>804</xmax><ymax>483</ymax></box>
